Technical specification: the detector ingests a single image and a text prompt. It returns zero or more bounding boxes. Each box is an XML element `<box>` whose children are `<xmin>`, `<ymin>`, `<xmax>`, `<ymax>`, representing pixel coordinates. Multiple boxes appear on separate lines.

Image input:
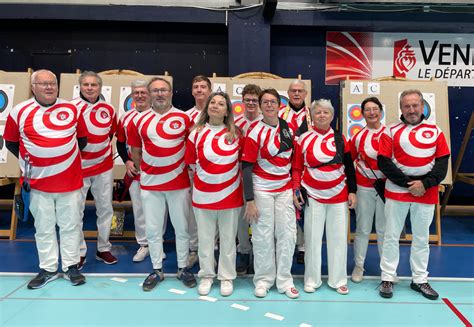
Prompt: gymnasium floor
<box><xmin>0</xmin><ymin>214</ymin><xmax>473</xmax><ymax>326</ymax></box>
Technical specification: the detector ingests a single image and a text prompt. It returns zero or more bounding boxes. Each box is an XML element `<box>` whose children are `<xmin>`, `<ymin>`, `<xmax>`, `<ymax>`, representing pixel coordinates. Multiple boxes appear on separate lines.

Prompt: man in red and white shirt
<box><xmin>278</xmin><ymin>79</ymin><xmax>311</xmax><ymax>263</ymax></box>
<box><xmin>73</xmin><ymin>71</ymin><xmax>118</xmax><ymax>267</ymax></box>
<box><xmin>4</xmin><ymin>69</ymin><xmax>87</xmax><ymax>289</ymax></box>
<box><xmin>184</xmin><ymin>75</ymin><xmax>212</xmax><ymax>268</ymax></box>
<box><xmin>378</xmin><ymin>89</ymin><xmax>450</xmax><ymax>300</ymax></box>
<box><xmin>128</xmin><ymin>77</ymin><xmax>196</xmax><ymax>291</ymax></box>
<box><xmin>234</xmin><ymin>84</ymin><xmax>262</xmax><ymax>275</ymax></box>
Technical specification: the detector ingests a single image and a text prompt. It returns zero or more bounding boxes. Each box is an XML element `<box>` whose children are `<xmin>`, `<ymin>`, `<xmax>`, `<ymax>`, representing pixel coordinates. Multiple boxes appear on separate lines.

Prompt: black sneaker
<box><xmin>143</xmin><ymin>269</ymin><xmax>164</xmax><ymax>292</ymax></box>
<box><xmin>27</xmin><ymin>269</ymin><xmax>59</xmax><ymax>289</ymax></box>
<box><xmin>410</xmin><ymin>282</ymin><xmax>439</xmax><ymax>300</ymax></box>
<box><xmin>177</xmin><ymin>267</ymin><xmax>197</xmax><ymax>288</ymax></box>
<box><xmin>379</xmin><ymin>281</ymin><xmax>393</xmax><ymax>298</ymax></box>
<box><xmin>236</xmin><ymin>253</ymin><xmax>250</xmax><ymax>276</ymax></box>
<box><xmin>296</xmin><ymin>251</ymin><xmax>305</xmax><ymax>264</ymax></box>
<box><xmin>63</xmin><ymin>265</ymin><xmax>86</xmax><ymax>286</ymax></box>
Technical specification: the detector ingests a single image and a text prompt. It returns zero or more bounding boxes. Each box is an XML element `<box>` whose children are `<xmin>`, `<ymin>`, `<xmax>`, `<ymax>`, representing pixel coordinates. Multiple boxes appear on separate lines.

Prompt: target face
<box><xmin>123</xmin><ymin>94</ymin><xmax>135</xmax><ymax>113</ymax></box>
<box><xmin>348</xmin><ymin>123</ymin><xmax>364</xmax><ymax>137</ymax></box>
<box><xmin>423</xmin><ymin>99</ymin><xmax>431</xmax><ymax>119</ymax></box>
<box><xmin>279</xmin><ymin>95</ymin><xmax>289</xmax><ymax>110</ymax></box>
<box><xmin>0</xmin><ymin>84</ymin><xmax>15</xmax><ymax>121</ymax></box>
<box><xmin>0</xmin><ymin>90</ymin><xmax>8</xmax><ymax>113</ymax></box>
<box><xmin>232</xmin><ymin>100</ymin><xmax>245</xmax><ymax>116</ymax></box>
<box><xmin>348</xmin><ymin>104</ymin><xmax>364</xmax><ymax>122</ymax></box>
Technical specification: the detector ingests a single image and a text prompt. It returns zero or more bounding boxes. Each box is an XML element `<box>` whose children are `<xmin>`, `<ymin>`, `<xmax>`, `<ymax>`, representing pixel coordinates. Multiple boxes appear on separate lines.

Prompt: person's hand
<box><xmin>293</xmin><ymin>189</ymin><xmax>304</xmax><ymax>211</ymax></box>
<box><xmin>244</xmin><ymin>201</ymin><xmax>259</xmax><ymax>224</ymax></box>
<box><xmin>125</xmin><ymin>160</ymin><xmax>139</xmax><ymax>177</ymax></box>
<box><xmin>408</xmin><ymin>180</ymin><xmax>426</xmax><ymax>197</ymax></box>
<box><xmin>348</xmin><ymin>192</ymin><xmax>357</xmax><ymax>209</ymax></box>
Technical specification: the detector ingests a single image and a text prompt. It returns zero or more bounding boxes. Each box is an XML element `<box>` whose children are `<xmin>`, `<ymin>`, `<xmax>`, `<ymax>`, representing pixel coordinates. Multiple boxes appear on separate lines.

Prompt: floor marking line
<box><xmin>168</xmin><ymin>288</ymin><xmax>186</xmax><ymax>295</ymax></box>
<box><xmin>265</xmin><ymin>312</ymin><xmax>285</xmax><ymax>321</ymax></box>
<box><xmin>110</xmin><ymin>277</ymin><xmax>128</xmax><ymax>283</ymax></box>
<box><xmin>231</xmin><ymin>303</ymin><xmax>250</xmax><ymax>311</ymax></box>
<box><xmin>442</xmin><ymin>298</ymin><xmax>473</xmax><ymax>327</ymax></box>
<box><xmin>2</xmin><ymin>280</ymin><xmax>30</xmax><ymax>300</ymax></box>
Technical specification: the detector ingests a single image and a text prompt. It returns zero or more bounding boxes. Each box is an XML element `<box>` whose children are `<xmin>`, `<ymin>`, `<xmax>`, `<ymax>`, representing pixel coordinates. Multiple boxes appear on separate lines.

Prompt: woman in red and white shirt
<box><xmin>185</xmin><ymin>92</ymin><xmax>243</xmax><ymax>297</ymax></box>
<box><xmin>293</xmin><ymin>99</ymin><xmax>357</xmax><ymax>295</ymax></box>
<box><xmin>242</xmin><ymin>88</ymin><xmax>299</xmax><ymax>299</ymax></box>
<box><xmin>350</xmin><ymin>97</ymin><xmax>387</xmax><ymax>283</ymax></box>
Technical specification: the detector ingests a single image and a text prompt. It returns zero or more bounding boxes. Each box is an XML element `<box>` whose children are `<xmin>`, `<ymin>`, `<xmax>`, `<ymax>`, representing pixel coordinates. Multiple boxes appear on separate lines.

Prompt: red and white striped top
<box><xmin>278</xmin><ymin>105</ymin><xmax>307</xmax><ymax>130</ymax></box>
<box><xmin>234</xmin><ymin>114</ymin><xmax>262</xmax><ymax>135</ymax></box>
<box><xmin>378</xmin><ymin>120</ymin><xmax>450</xmax><ymax>204</ymax></box>
<box><xmin>242</xmin><ymin>120</ymin><xmax>293</xmax><ymax>193</ymax></box>
<box><xmin>116</xmin><ymin>108</ymin><xmax>145</xmax><ymax>181</ymax></box>
<box><xmin>186</xmin><ymin>106</ymin><xmax>202</xmax><ymax>124</ymax></box>
<box><xmin>293</xmin><ymin>128</ymin><xmax>350</xmax><ymax>204</ymax></box>
<box><xmin>127</xmin><ymin>107</ymin><xmax>192</xmax><ymax>191</ymax></box>
<box><xmin>350</xmin><ymin>125</ymin><xmax>386</xmax><ymax>189</ymax></box>
<box><xmin>3</xmin><ymin>98</ymin><xmax>87</xmax><ymax>192</ymax></box>
<box><xmin>73</xmin><ymin>98</ymin><xmax>117</xmax><ymax>177</ymax></box>
<box><xmin>185</xmin><ymin>124</ymin><xmax>243</xmax><ymax>210</ymax></box>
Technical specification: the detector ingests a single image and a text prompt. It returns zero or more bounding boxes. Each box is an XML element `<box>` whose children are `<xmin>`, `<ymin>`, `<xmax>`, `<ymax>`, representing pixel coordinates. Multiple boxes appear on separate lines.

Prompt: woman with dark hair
<box><xmin>350</xmin><ymin>97</ymin><xmax>387</xmax><ymax>283</ymax></box>
<box><xmin>242</xmin><ymin>88</ymin><xmax>299</xmax><ymax>299</ymax></box>
<box><xmin>185</xmin><ymin>92</ymin><xmax>243</xmax><ymax>297</ymax></box>
<box><xmin>293</xmin><ymin>99</ymin><xmax>357</xmax><ymax>295</ymax></box>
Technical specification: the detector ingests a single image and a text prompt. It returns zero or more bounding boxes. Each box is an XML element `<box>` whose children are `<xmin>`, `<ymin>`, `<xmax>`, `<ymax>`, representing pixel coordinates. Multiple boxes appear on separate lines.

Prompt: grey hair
<box><xmin>399</xmin><ymin>89</ymin><xmax>424</xmax><ymax>108</ymax></box>
<box><xmin>288</xmin><ymin>79</ymin><xmax>307</xmax><ymax>91</ymax></box>
<box><xmin>310</xmin><ymin>99</ymin><xmax>334</xmax><ymax>117</ymax></box>
<box><xmin>79</xmin><ymin>71</ymin><xmax>103</xmax><ymax>87</ymax></box>
<box><xmin>131</xmin><ymin>79</ymin><xmax>148</xmax><ymax>90</ymax></box>
<box><xmin>31</xmin><ymin>69</ymin><xmax>57</xmax><ymax>84</ymax></box>
<box><xmin>148</xmin><ymin>77</ymin><xmax>172</xmax><ymax>92</ymax></box>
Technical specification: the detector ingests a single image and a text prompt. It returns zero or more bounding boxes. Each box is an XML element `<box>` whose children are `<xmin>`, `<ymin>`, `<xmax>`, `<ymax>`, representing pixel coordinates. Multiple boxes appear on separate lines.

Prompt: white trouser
<box><xmin>380</xmin><ymin>199</ymin><xmax>435</xmax><ymax>284</ymax></box>
<box><xmin>30</xmin><ymin>189</ymin><xmax>82</xmax><ymax>272</ymax></box>
<box><xmin>194</xmin><ymin>207</ymin><xmax>240</xmax><ymax>281</ymax></box>
<box><xmin>353</xmin><ymin>187</ymin><xmax>386</xmax><ymax>268</ymax></box>
<box><xmin>237</xmin><ymin>206</ymin><xmax>252</xmax><ymax>254</ymax></box>
<box><xmin>304</xmin><ymin>198</ymin><xmax>348</xmax><ymax>289</ymax></box>
<box><xmin>78</xmin><ymin>169</ymin><xmax>114</xmax><ymax>255</ymax></box>
<box><xmin>187</xmin><ymin>206</ymin><xmax>199</xmax><ymax>252</ymax></box>
<box><xmin>129</xmin><ymin>180</ymin><xmax>147</xmax><ymax>246</ymax></box>
<box><xmin>252</xmin><ymin>189</ymin><xmax>296</xmax><ymax>293</ymax></box>
<box><xmin>142</xmin><ymin>188</ymin><xmax>190</xmax><ymax>270</ymax></box>
<box><xmin>296</xmin><ymin>224</ymin><xmax>305</xmax><ymax>251</ymax></box>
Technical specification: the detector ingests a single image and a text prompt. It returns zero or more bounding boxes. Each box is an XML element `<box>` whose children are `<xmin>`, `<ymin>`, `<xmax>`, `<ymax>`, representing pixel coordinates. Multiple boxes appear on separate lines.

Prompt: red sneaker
<box><xmin>96</xmin><ymin>251</ymin><xmax>118</xmax><ymax>265</ymax></box>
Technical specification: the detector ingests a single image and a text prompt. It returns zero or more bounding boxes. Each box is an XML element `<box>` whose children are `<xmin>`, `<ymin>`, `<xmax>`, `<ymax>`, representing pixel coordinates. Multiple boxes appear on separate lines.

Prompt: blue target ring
<box><xmin>0</xmin><ymin>90</ymin><xmax>8</xmax><ymax>113</ymax></box>
<box><xmin>123</xmin><ymin>94</ymin><xmax>134</xmax><ymax>112</ymax></box>
<box><xmin>423</xmin><ymin>99</ymin><xmax>431</xmax><ymax>119</ymax></box>
<box><xmin>279</xmin><ymin>95</ymin><xmax>289</xmax><ymax>109</ymax></box>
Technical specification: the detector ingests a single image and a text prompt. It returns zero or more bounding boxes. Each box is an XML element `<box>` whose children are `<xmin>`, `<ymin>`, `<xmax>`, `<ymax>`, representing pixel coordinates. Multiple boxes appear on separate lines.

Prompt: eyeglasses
<box><xmin>151</xmin><ymin>88</ymin><xmax>170</xmax><ymax>94</ymax></box>
<box><xmin>261</xmin><ymin>100</ymin><xmax>279</xmax><ymax>106</ymax></box>
<box><xmin>33</xmin><ymin>82</ymin><xmax>57</xmax><ymax>88</ymax></box>
<box><xmin>243</xmin><ymin>99</ymin><xmax>258</xmax><ymax>104</ymax></box>
<box><xmin>289</xmin><ymin>89</ymin><xmax>306</xmax><ymax>94</ymax></box>
<box><xmin>81</xmin><ymin>83</ymin><xmax>100</xmax><ymax>88</ymax></box>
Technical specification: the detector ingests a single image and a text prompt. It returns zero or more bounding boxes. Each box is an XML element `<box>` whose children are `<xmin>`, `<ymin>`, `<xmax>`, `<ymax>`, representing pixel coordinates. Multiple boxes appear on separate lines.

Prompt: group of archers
<box><xmin>3</xmin><ymin>69</ymin><xmax>450</xmax><ymax>301</ymax></box>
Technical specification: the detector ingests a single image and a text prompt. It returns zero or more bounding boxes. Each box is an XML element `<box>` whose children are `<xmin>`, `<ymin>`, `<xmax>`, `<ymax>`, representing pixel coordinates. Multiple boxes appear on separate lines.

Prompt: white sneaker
<box><xmin>254</xmin><ymin>286</ymin><xmax>268</xmax><ymax>298</ymax></box>
<box><xmin>133</xmin><ymin>246</ymin><xmax>149</xmax><ymax>262</ymax></box>
<box><xmin>187</xmin><ymin>251</ymin><xmax>199</xmax><ymax>269</ymax></box>
<box><xmin>198</xmin><ymin>278</ymin><xmax>213</xmax><ymax>296</ymax></box>
<box><xmin>351</xmin><ymin>265</ymin><xmax>364</xmax><ymax>283</ymax></box>
<box><xmin>304</xmin><ymin>284</ymin><xmax>316</xmax><ymax>293</ymax></box>
<box><xmin>220</xmin><ymin>280</ymin><xmax>233</xmax><ymax>297</ymax></box>
<box><xmin>285</xmin><ymin>287</ymin><xmax>299</xmax><ymax>299</ymax></box>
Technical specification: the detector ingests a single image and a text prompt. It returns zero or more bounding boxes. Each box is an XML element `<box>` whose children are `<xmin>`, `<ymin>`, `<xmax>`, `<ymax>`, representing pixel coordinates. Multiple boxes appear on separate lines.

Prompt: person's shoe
<box><xmin>304</xmin><ymin>284</ymin><xmax>316</xmax><ymax>293</ymax></box>
<box><xmin>142</xmin><ymin>269</ymin><xmax>164</xmax><ymax>292</ymax></box>
<box><xmin>220</xmin><ymin>280</ymin><xmax>233</xmax><ymax>297</ymax></box>
<box><xmin>96</xmin><ymin>251</ymin><xmax>118</xmax><ymax>265</ymax></box>
<box><xmin>187</xmin><ymin>251</ymin><xmax>199</xmax><ymax>269</ymax></box>
<box><xmin>379</xmin><ymin>281</ymin><xmax>393</xmax><ymax>298</ymax></box>
<box><xmin>285</xmin><ymin>287</ymin><xmax>299</xmax><ymax>299</ymax></box>
<box><xmin>177</xmin><ymin>267</ymin><xmax>196</xmax><ymax>288</ymax></box>
<box><xmin>236</xmin><ymin>253</ymin><xmax>250</xmax><ymax>276</ymax></box>
<box><xmin>296</xmin><ymin>251</ymin><xmax>305</xmax><ymax>264</ymax></box>
<box><xmin>254</xmin><ymin>285</ymin><xmax>268</xmax><ymax>298</ymax></box>
<box><xmin>336</xmin><ymin>285</ymin><xmax>349</xmax><ymax>295</ymax></box>
<box><xmin>410</xmin><ymin>282</ymin><xmax>439</xmax><ymax>300</ymax></box>
<box><xmin>27</xmin><ymin>269</ymin><xmax>59</xmax><ymax>289</ymax></box>
<box><xmin>63</xmin><ymin>265</ymin><xmax>86</xmax><ymax>286</ymax></box>
<box><xmin>198</xmin><ymin>278</ymin><xmax>213</xmax><ymax>296</ymax></box>
<box><xmin>133</xmin><ymin>246</ymin><xmax>149</xmax><ymax>262</ymax></box>
<box><xmin>351</xmin><ymin>265</ymin><xmax>364</xmax><ymax>283</ymax></box>
<box><xmin>78</xmin><ymin>256</ymin><xmax>86</xmax><ymax>271</ymax></box>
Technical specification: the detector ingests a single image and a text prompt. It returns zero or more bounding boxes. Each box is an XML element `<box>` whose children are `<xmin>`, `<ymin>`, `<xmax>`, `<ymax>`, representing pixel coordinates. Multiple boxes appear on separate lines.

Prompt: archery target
<box><xmin>232</xmin><ymin>100</ymin><xmax>245</xmax><ymax>116</ymax></box>
<box><xmin>119</xmin><ymin>86</ymin><xmax>134</xmax><ymax>117</ymax></box>
<box><xmin>0</xmin><ymin>125</ymin><xmax>7</xmax><ymax>163</ymax></box>
<box><xmin>0</xmin><ymin>84</ymin><xmax>15</xmax><ymax>121</ymax></box>
<box><xmin>348</xmin><ymin>104</ymin><xmax>364</xmax><ymax>122</ymax></box>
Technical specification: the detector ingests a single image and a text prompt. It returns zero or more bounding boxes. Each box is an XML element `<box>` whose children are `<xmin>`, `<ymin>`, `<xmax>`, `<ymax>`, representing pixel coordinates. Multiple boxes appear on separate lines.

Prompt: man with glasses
<box><xmin>127</xmin><ymin>77</ymin><xmax>196</xmax><ymax>291</ymax></box>
<box><xmin>73</xmin><ymin>71</ymin><xmax>118</xmax><ymax>269</ymax></box>
<box><xmin>279</xmin><ymin>80</ymin><xmax>311</xmax><ymax>264</ymax></box>
<box><xmin>185</xmin><ymin>75</ymin><xmax>212</xmax><ymax>268</ymax></box>
<box><xmin>234</xmin><ymin>84</ymin><xmax>262</xmax><ymax>275</ymax></box>
<box><xmin>4</xmin><ymin>69</ymin><xmax>87</xmax><ymax>288</ymax></box>
<box><xmin>377</xmin><ymin>89</ymin><xmax>450</xmax><ymax>300</ymax></box>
